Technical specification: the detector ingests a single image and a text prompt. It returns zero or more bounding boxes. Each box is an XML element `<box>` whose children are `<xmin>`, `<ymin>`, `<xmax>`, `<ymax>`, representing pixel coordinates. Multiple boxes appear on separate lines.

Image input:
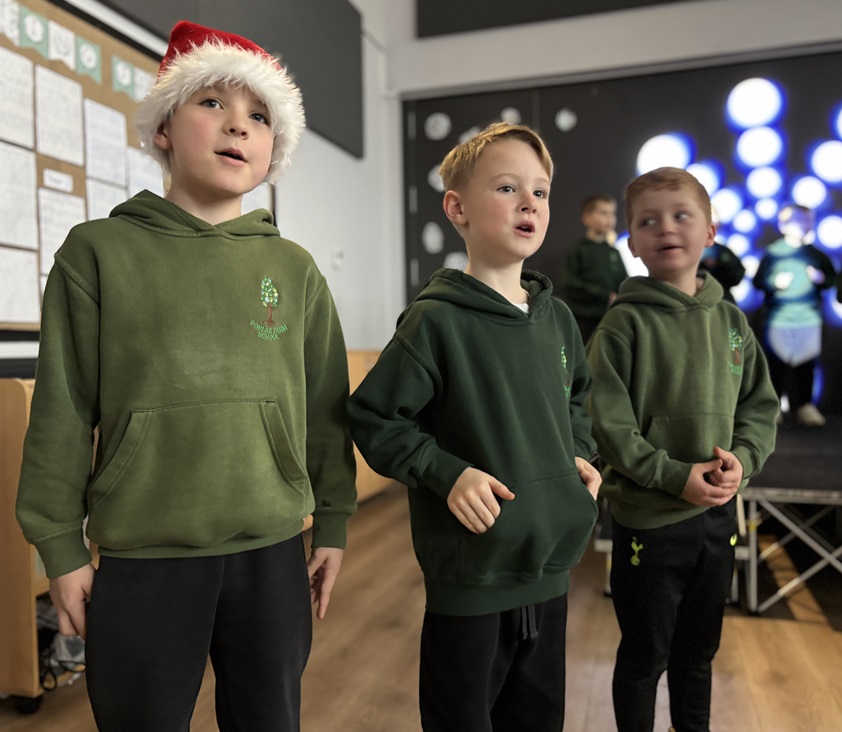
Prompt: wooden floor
<box><xmin>2</xmin><ymin>485</ymin><xmax>842</xmax><ymax>731</ymax></box>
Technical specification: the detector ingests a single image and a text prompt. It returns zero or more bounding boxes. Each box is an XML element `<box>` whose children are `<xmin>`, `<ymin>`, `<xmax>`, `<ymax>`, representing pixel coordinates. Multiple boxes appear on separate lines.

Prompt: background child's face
<box><xmin>155</xmin><ymin>85</ymin><xmax>274</xmax><ymax>203</ymax></box>
<box><xmin>627</xmin><ymin>186</ymin><xmax>715</xmax><ymax>284</ymax></box>
<box><xmin>444</xmin><ymin>139</ymin><xmax>551</xmax><ymax>266</ymax></box>
<box><xmin>582</xmin><ymin>202</ymin><xmax>617</xmax><ymax>238</ymax></box>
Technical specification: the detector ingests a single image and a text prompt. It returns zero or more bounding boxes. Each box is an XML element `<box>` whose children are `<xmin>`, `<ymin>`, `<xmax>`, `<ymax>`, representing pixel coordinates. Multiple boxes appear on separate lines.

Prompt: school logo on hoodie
<box><xmin>250</xmin><ymin>277</ymin><xmax>288</xmax><ymax>341</ymax></box>
<box><xmin>561</xmin><ymin>346</ymin><xmax>572</xmax><ymax>398</ymax></box>
<box><xmin>728</xmin><ymin>329</ymin><xmax>743</xmax><ymax>375</ymax></box>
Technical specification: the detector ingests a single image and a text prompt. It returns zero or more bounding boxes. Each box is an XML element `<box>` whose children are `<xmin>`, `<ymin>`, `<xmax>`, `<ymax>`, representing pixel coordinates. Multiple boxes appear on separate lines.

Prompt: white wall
<box><xmin>275</xmin><ymin>0</ymin><xmax>404</xmax><ymax>349</ymax></box>
<box><xmin>384</xmin><ymin>0</ymin><xmax>842</xmax><ymax>98</ymax></box>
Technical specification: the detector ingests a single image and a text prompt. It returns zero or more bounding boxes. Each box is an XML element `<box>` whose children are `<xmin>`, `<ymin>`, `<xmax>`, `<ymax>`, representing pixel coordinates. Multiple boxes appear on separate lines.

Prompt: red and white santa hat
<box><xmin>135</xmin><ymin>20</ymin><xmax>305</xmax><ymax>184</ymax></box>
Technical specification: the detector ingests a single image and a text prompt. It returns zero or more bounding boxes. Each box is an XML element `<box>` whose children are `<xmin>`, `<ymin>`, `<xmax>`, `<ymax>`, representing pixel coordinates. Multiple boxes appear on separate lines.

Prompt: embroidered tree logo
<box><xmin>261</xmin><ymin>277</ymin><xmax>279</xmax><ymax>327</ymax></box>
<box><xmin>729</xmin><ymin>328</ymin><xmax>743</xmax><ymax>366</ymax></box>
<box><xmin>630</xmin><ymin>538</ymin><xmax>644</xmax><ymax>566</ymax></box>
<box><xmin>560</xmin><ymin>346</ymin><xmax>572</xmax><ymax>398</ymax></box>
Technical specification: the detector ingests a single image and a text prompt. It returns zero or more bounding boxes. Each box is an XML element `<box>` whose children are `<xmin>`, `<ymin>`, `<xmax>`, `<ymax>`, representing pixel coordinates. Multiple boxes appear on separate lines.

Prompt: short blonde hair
<box><xmin>625</xmin><ymin>167</ymin><xmax>712</xmax><ymax>226</ymax></box>
<box><xmin>439</xmin><ymin>122</ymin><xmax>553</xmax><ymax>192</ymax></box>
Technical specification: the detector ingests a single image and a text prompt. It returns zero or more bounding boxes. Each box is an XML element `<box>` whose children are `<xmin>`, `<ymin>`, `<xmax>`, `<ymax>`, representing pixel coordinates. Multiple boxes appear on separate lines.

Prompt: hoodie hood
<box><xmin>612</xmin><ymin>272</ymin><xmax>724</xmax><ymax>312</ymax></box>
<box><xmin>110</xmin><ymin>189</ymin><xmax>280</xmax><ymax>239</ymax></box>
<box><xmin>405</xmin><ymin>268</ymin><xmax>553</xmax><ymax>323</ymax></box>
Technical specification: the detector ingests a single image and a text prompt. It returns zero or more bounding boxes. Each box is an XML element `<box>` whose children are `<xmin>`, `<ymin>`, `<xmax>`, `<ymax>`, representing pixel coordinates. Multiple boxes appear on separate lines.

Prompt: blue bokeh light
<box><xmin>733</xmin><ymin>209</ymin><xmax>758</xmax><ymax>234</ymax></box>
<box><xmin>791</xmin><ymin>175</ymin><xmax>828</xmax><ymax>209</ymax></box>
<box><xmin>686</xmin><ymin>161</ymin><xmax>721</xmax><ymax>194</ymax></box>
<box><xmin>755</xmin><ymin>198</ymin><xmax>779</xmax><ymax>220</ymax></box>
<box><xmin>711</xmin><ymin>188</ymin><xmax>743</xmax><ymax>224</ymax></box>
<box><xmin>726</xmin><ymin>78</ymin><xmax>785</xmax><ymax>129</ymax></box>
<box><xmin>746</xmin><ymin>166</ymin><xmax>783</xmax><ymax>198</ymax></box>
<box><xmin>810</xmin><ymin>140</ymin><xmax>842</xmax><ymax>184</ymax></box>
<box><xmin>636</xmin><ymin>133</ymin><xmax>694</xmax><ymax>174</ymax></box>
<box><xmin>735</xmin><ymin>127</ymin><xmax>784</xmax><ymax>168</ymax></box>
<box><xmin>816</xmin><ymin>214</ymin><xmax>842</xmax><ymax>249</ymax></box>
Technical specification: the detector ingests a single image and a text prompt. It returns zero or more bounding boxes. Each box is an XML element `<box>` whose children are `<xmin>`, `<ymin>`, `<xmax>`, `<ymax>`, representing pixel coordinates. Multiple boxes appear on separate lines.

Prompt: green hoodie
<box><xmin>586</xmin><ymin>273</ymin><xmax>778</xmax><ymax>530</ymax></box>
<box><xmin>16</xmin><ymin>191</ymin><xmax>357</xmax><ymax>578</ymax></box>
<box><xmin>347</xmin><ymin>269</ymin><xmax>598</xmax><ymax>616</ymax></box>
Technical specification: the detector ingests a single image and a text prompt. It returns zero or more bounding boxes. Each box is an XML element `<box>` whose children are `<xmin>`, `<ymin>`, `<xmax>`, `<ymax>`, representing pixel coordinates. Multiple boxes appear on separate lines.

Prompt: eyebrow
<box><xmin>491</xmin><ymin>173</ymin><xmax>551</xmax><ymax>187</ymax></box>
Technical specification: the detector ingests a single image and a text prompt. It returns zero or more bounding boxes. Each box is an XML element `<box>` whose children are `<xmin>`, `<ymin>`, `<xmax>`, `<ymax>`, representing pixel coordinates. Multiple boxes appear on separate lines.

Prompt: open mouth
<box><xmin>516</xmin><ymin>223</ymin><xmax>535</xmax><ymax>234</ymax></box>
<box><xmin>217</xmin><ymin>149</ymin><xmax>245</xmax><ymax>162</ymax></box>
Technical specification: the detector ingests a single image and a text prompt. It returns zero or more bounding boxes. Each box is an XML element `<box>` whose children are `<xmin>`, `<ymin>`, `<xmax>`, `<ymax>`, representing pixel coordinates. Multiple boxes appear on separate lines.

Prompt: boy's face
<box><xmin>583</xmin><ymin>201</ymin><xmax>617</xmax><ymax>239</ymax></box>
<box><xmin>627</xmin><ymin>186</ymin><xmax>715</xmax><ymax>285</ymax></box>
<box><xmin>154</xmin><ymin>85</ymin><xmax>274</xmax><ymax>208</ymax></box>
<box><xmin>443</xmin><ymin>139</ymin><xmax>550</xmax><ymax>266</ymax></box>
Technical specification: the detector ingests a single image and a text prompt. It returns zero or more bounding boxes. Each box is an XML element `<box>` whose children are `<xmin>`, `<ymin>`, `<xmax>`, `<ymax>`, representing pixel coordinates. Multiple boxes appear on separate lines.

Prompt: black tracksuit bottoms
<box><xmin>85</xmin><ymin>535</ymin><xmax>312</xmax><ymax>732</ymax></box>
<box><xmin>610</xmin><ymin>501</ymin><xmax>737</xmax><ymax>732</ymax></box>
<box><xmin>419</xmin><ymin>592</ymin><xmax>569</xmax><ymax>732</ymax></box>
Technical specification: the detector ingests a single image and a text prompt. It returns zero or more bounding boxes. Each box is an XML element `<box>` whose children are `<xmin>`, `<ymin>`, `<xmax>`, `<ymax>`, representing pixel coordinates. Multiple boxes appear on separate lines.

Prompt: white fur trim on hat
<box><xmin>135</xmin><ymin>26</ymin><xmax>305</xmax><ymax>184</ymax></box>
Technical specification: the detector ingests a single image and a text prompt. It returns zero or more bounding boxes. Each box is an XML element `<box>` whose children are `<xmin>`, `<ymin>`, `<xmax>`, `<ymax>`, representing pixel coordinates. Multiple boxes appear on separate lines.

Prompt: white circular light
<box><xmin>686</xmin><ymin>162</ymin><xmax>720</xmax><ymax>194</ymax></box>
<box><xmin>742</xmin><ymin>254</ymin><xmax>760</xmax><ymax>278</ymax></box>
<box><xmin>726</xmin><ymin>234</ymin><xmax>751</xmax><ymax>257</ymax></box>
<box><xmin>424</xmin><ymin>113</ymin><xmax>451</xmax><ymax>141</ymax></box>
<box><xmin>711</xmin><ymin>188</ymin><xmax>743</xmax><ymax>223</ymax></box>
<box><xmin>733</xmin><ymin>210</ymin><xmax>758</xmax><ymax>233</ymax></box>
<box><xmin>755</xmin><ymin>198</ymin><xmax>779</xmax><ymax>220</ymax></box>
<box><xmin>726</xmin><ymin>78</ymin><xmax>783</xmax><ymax>128</ymax></box>
<box><xmin>501</xmin><ymin>107</ymin><xmax>522</xmax><ymax>125</ymax></box>
<box><xmin>746</xmin><ymin>167</ymin><xmax>783</xmax><ymax>198</ymax></box>
<box><xmin>810</xmin><ymin>140</ymin><xmax>842</xmax><ymax>184</ymax></box>
<box><xmin>555</xmin><ymin>108</ymin><xmax>578</xmax><ymax>132</ymax></box>
<box><xmin>443</xmin><ymin>251</ymin><xmax>468</xmax><ymax>271</ymax></box>
<box><xmin>459</xmin><ymin>126</ymin><xmax>481</xmax><ymax>144</ymax></box>
<box><xmin>636</xmin><ymin>134</ymin><xmax>692</xmax><ymax>174</ymax></box>
<box><xmin>422</xmin><ymin>222</ymin><xmax>444</xmax><ymax>254</ymax></box>
<box><xmin>816</xmin><ymin>215</ymin><xmax>842</xmax><ymax>249</ymax></box>
<box><xmin>427</xmin><ymin>166</ymin><xmax>444</xmax><ymax>192</ymax></box>
<box><xmin>835</xmin><ymin>108</ymin><xmax>842</xmax><ymax>139</ymax></box>
<box><xmin>735</xmin><ymin>127</ymin><xmax>783</xmax><ymax>168</ymax></box>
<box><xmin>792</xmin><ymin>176</ymin><xmax>827</xmax><ymax>209</ymax></box>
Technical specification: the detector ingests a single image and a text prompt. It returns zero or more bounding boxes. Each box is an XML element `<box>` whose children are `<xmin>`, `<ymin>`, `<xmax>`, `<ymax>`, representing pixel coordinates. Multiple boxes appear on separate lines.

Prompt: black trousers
<box><xmin>609</xmin><ymin>503</ymin><xmax>736</xmax><ymax>732</ymax></box>
<box><xmin>85</xmin><ymin>536</ymin><xmax>312</xmax><ymax>732</ymax></box>
<box><xmin>419</xmin><ymin>593</ymin><xmax>568</xmax><ymax>732</ymax></box>
<box><xmin>765</xmin><ymin>350</ymin><xmax>816</xmax><ymax>411</ymax></box>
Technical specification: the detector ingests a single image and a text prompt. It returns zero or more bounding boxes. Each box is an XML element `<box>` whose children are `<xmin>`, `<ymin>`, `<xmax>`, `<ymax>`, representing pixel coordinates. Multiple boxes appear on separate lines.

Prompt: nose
<box><xmin>520</xmin><ymin>195</ymin><xmax>538</xmax><ymax>213</ymax></box>
<box><xmin>227</xmin><ymin>123</ymin><xmax>248</xmax><ymax>138</ymax></box>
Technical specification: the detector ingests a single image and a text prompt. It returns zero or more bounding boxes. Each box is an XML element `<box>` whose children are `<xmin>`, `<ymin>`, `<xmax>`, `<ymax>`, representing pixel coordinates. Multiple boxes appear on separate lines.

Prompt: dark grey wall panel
<box><xmin>101</xmin><ymin>0</ymin><xmax>363</xmax><ymax>158</ymax></box>
<box><xmin>417</xmin><ymin>0</ymin><xmax>698</xmax><ymax>37</ymax></box>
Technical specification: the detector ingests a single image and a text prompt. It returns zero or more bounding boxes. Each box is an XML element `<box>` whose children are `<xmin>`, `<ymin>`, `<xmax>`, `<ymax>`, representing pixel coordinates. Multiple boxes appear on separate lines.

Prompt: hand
<box><xmin>447</xmin><ymin>467</ymin><xmax>515</xmax><ymax>534</ymax></box>
<box><xmin>806</xmin><ymin>265</ymin><xmax>825</xmax><ymax>285</ymax></box>
<box><xmin>706</xmin><ymin>445</ymin><xmax>744</xmax><ymax>492</ymax></box>
<box><xmin>575</xmin><ymin>457</ymin><xmax>602</xmax><ymax>499</ymax></box>
<box><xmin>774</xmin><ymin>271</ymin><xmax>794</xmax><ymax>290</ymax></box>
<box><xmin>681</xmin><ymin>458</ymin><xmax>737</xmax><ymax>507</ymax></box>
<box><xmin>307</xmin><ymin>546</ymin><xmax>344</xmax><ymax>620</ymax></box>
<box><xmin>49</xmin><ymin>564</ymin><xmax>95</xmax><ymax>639</ymax></box>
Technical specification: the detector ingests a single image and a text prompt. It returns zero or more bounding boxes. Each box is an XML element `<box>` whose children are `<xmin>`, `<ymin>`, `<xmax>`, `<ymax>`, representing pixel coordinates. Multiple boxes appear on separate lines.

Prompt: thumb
<box><xmin>702</xmin><ymin>458</ymin><xmax>723</xmax><ymax>473</ymax></box>
<box><xmin>490</xmin><ymin>478</ymin><xmax>515</xmax><ymax>501</ymax></box>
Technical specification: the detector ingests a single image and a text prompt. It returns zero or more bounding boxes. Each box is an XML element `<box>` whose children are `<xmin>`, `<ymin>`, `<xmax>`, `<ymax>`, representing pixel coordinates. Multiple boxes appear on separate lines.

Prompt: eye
<box><xmin>675</xmin><ymin>211</ymin><xmax>690</xmax><ymax>221</ymax></box>
<box><xmin>639</xmin><ymin>217</ymin><xmax>655</xmax><ymax>227</ymax></box>
<box><xmin>534</xmin><ymin>189</ymin><xmax>548</xmax><ymax>199</ymax></box>
<box><xmin>250</xmin><ymin>112</ymin><xmax>270</xmax><ymax>125</ymax></box>
<box><xmin>498</xmin><ymin>184</ymin><xmax>515</xmax><ymax>193</ymax></box>
<box><xmin>200</xmin><ymin>97</ymin><xmax>222</xmax><ymax>109</ymax></box>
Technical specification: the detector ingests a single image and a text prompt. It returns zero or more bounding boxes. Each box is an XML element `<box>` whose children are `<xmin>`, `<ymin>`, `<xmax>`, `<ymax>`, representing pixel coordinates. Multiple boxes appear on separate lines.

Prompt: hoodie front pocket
<box><xmin>456</xmin><ymin>470</ymin><xmax>598</xmax><ymax>586</ymax></box>
<box><xmin>87</xmin><ymin>400</ymin><xmax>312</xmax><ymax>550</ymax></box>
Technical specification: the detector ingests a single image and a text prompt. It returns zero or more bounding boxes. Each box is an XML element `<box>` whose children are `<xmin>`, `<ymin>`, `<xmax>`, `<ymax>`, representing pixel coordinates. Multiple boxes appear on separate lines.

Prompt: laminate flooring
<box><xmin>2</xmin><ymin>485</ymin><xmax>841</xmax><ymax>731</ymax></box>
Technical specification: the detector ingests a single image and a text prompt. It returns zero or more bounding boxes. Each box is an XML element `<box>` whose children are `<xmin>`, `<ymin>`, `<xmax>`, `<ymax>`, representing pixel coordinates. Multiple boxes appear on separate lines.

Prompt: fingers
<box><xmin>312</xmin><ymin>573</ymin><xmax>337</xmax><ymax>620</ymax></box>
<box><xmin>489</xmin><ymin>478</ymin><xmax>515</xmax><ymax>501</ymax></box>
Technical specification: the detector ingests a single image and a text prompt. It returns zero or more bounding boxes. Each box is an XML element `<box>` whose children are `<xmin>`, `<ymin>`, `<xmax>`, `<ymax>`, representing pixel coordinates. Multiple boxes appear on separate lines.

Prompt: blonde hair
<box><xmin>439</xmin><ymin>122</ymin><xmax>553</xmax><ymax>192</ymax></box>
<box><xmin>625</xmin><ymin>167</ymin><xmax>712</xmax><ymax>226</ymax></box>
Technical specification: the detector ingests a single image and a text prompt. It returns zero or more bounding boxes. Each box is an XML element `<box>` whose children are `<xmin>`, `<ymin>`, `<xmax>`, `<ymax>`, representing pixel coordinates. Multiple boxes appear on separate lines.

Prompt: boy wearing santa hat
<box><xmin>16</xmin><ymin>20</ymin><xmax>356</xmax><ymax>730</ymax></box>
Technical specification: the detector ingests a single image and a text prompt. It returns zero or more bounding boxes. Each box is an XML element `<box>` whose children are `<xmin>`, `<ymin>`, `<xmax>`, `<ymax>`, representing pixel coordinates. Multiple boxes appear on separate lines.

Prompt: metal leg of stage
<box><xmin>747</xmin><ymin>497</ymin><xmax>842</xmax><ymax>614</ymax></box>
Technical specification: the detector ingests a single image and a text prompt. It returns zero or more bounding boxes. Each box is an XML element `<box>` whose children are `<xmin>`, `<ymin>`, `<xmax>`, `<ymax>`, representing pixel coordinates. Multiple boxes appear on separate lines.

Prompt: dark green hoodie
<box><xmin>16</xmin><ymin>191</ymin><xmax>357</xmax><ymax>578</ymax></box>
<box><xmin>586</xmin><ymin>274</ymin><xmax>778</xmax><ymax>529</ymax></box>
<box><xmin>347</xmin><ymin>269</ymin><xmax>598</xmax><ymax>616</ymax></box>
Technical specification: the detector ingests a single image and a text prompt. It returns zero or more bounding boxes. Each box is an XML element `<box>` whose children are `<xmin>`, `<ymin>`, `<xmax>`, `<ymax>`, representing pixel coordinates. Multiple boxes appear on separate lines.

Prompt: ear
<box><xmin>706</xmin><ymin>223</ymin><xmax>716</xmax><ymax>248</ymax></box>
<box><xmin>153</xmin><ymin>121</ymin><xmax>172</xmax><ymax>152</ymax></box>
<box><xmin>443</xmin><ymin>190</ymin><xmax>467</xmax><ymax>226</ymax></box>
<box><xmin>627</xmin><ymin>235</ymin><xmax>640</xmax><ymax>258</ymax></box>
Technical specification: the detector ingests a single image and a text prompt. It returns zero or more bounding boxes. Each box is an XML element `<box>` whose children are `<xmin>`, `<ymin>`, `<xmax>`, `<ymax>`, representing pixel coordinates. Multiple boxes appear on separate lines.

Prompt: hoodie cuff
<box><xmin>310</xmin><ymin>512</ymin><xmax>352</xmax><ymax>550</ymax></box>
<box><xmin>421</xmin><ymin>450</ymin><xmax>472</xmax><ymax>501</ymax></box>
<box><xmin>35</xmin><ymin>531</ymin><xmax>93</xmax><ymax>579</ymax></box>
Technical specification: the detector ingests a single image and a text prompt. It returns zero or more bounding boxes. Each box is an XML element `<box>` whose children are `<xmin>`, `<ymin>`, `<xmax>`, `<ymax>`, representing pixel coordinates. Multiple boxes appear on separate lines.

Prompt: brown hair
<box><xmin>625</xmin><ymin>167</ymin><xmax>712</xmax><ymax>226</ymax></box>
<box><xmin>581</xmin><ymin>194</ymin><xmax>615</xmax><ymax>215</ymax></box>
<box><xmin>439</xmin><ymin>122</ymin><xmax>553</xmax><ymax>192</ymax></box>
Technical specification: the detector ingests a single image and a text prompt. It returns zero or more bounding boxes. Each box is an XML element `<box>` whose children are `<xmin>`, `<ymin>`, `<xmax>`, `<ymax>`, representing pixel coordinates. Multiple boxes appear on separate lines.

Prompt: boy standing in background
<box><xmin>561</xmin><ymin>194</ymin><xmax>628</xmax><ymax>342</ymax></box>
<box><xmin>348</xmin><ymin>122</ymin><xmax>601</xmax><ymax>731</ymax></box>
<box><xmin>16</xmin><ymin>21</ymin><xmax>356</xmax><ymax>731</ymax></box>
<box><xmin>586</xmin><ymin>167</ymin><xmax>777</xmax><ymax>732</ymax></box>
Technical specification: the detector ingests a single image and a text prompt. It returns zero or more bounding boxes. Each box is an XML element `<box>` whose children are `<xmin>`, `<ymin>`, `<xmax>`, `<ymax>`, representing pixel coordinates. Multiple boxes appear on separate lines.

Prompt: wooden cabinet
<box><xmin>347</xmin><ymin>350</ymin><xmax>395</xmax><ymax>502</ymax></box>
<box><xmin>0</xmin><ymin>379</ymin><xmax>46</xmax><ymax>703</ymax></box>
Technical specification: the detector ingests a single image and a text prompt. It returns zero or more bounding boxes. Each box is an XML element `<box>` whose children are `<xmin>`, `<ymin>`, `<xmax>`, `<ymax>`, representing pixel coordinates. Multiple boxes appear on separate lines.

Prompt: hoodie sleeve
<box><xmin>586</xmin><ymin>326</ymin><xmax>691</xmax><ymax>496</ymax></box>
<box><xmin>729</xmin><ymin>328</ymin><xmax>778</xmax><ymax>480</ymax></box>
<box><xmin>568</xmin><ymin>327</ymin><xmax>597</xmax><ymax>461</ymax></box>
<box><xmin>347</xmin><ymin>334</ymin><xmax>471</xmax><ymax>502</ymax></box>
<box><xmin>16</xmin><ymin>252</ymin><xmax>100</xmax><ymax>578</ymax></box>
<box><xmin>303</xmin><ymin>275</ymin><xmax>358</xmax><ymax>550</ymax></box>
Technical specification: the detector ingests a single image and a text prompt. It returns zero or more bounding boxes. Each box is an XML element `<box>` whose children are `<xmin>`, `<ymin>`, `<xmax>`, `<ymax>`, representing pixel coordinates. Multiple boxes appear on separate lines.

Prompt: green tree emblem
<box><xmin>729</xmin><ymin>328</ymin><xmax>743</xmax><ymax>365</ymax></box>
<box><xmin>261</xmin><ymin>277</ymin><xmax>279</xmax><ymax>327</ymax></box>
<box><xmin>630</xmin><ymin>538</ymin><xmax>644</xmax><ymax>566</ymax></box>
